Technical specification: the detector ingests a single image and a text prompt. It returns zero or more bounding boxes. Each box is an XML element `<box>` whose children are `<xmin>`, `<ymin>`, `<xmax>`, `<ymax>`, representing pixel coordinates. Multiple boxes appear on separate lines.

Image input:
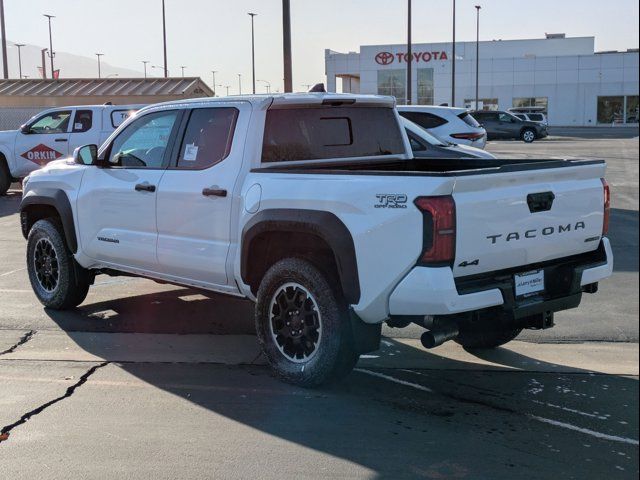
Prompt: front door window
<box><xmin>108</xmin><ymin>111</ymin><xmax>180</xmax><ymax>169</ymax></box>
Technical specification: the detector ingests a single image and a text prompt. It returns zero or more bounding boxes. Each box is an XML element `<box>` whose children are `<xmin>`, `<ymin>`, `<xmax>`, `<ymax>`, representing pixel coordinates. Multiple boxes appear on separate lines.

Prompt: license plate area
<box><xmin>514</xmin><ymin>269</ymin><xmax>545</xmax><ymax>298</ymax></box>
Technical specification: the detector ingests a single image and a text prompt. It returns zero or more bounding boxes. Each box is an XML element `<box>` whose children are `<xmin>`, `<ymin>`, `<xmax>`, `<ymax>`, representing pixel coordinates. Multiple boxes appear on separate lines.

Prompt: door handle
<box><xmin>202</xmin><ymin>186</ymin><xmax>227</xmax><ymax>197</ymax></box>
<box><xmin>135</xmin><ymin>183</ymin><xmax>156</xmax><ymax>193</ymax></box>
<box><xmin>55</xmin><ymin>138</ymin><xmax>68</xmax><ymax>142</ymax></box>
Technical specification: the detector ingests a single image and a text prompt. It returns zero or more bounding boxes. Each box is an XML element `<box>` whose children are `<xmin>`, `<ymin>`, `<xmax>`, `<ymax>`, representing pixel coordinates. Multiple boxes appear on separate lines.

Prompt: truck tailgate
<box><xmin>452</xmin><ymin>161</ymin><xmax>606</xmax><ymax>277</ymax></box>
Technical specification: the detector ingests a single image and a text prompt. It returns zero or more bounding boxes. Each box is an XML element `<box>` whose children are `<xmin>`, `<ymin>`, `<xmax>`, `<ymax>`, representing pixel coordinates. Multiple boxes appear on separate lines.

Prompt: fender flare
<box><xmin>20</xmin><ymin>188</ymin><xmax>78</xmax><ymax>253</ymax></box>
<box><xmin>241</xmin><ymin>209</ymin><xmax>361</xmax><ymax>304</ymax></box>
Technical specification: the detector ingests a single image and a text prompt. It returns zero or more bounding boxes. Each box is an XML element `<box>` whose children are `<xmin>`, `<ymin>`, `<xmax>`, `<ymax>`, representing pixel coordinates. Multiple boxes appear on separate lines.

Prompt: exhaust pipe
<box><xmin>420</xmin><ymin>321</ymin><xmax>459</xmax><ymax>349</ymax></box>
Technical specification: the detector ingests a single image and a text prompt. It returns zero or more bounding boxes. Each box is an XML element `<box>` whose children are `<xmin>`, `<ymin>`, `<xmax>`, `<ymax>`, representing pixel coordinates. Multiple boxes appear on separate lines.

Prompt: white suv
<box><xmin>397</xmin><ymin>105</ymin><xmax>487</xmax><ymax>149</ymax></box>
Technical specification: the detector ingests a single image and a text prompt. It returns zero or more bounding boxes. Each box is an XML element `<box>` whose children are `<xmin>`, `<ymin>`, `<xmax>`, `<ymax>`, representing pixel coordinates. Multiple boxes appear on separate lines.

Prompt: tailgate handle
<box><xmin>527</xmin><ymin>192</ymin><xmax>555</xmax><ymax>213</ymax></box>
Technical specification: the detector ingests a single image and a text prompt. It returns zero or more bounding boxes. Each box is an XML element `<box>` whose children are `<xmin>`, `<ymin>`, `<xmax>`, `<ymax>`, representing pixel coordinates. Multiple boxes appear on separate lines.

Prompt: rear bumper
<box><xmin>388</xmin><ymin>238</ymin><xmax>613</xmax><ymax>317</ymax></box>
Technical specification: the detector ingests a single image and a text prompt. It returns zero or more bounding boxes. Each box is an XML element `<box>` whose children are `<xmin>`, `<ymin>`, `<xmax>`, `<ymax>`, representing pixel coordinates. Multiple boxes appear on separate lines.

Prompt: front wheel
<box><xmin>26</xmin><ymin>218</ymin><xmax>91</xmax><ymax>309</ymax></box>
<box><xmin>455</xmin><ymin>327</ymin><xmax>523</xmax><ymax>350</ymax></box>
<box><xmin>0</xmin><ymin>158</ymin><xmax>10</xmax><ymax>196</ymax></box>
<box><xmin>521</xmin><ymin>128</ymin><xmax>536</xmax><ymax>143</ymax></box>
<box><xmin>255</xmin><ymin>258</ymin><xmax>358</xmax><ymax>387</ymax></box>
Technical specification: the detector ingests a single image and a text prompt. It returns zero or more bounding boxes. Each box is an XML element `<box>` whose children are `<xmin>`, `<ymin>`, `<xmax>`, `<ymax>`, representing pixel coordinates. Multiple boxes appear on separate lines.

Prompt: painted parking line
<box><xmin>354</xmin><ymin>368</ymin><xmax>433</xmax><ymax>393</ymax></box>
<box><xmin>355</xmin><ymin>368</ymin><xmax>639</xmax><ymax>447</ymax></box>
<box><xmin>0</xmin><ymin>268</ymin><xmax>26</xmax><ymax>277</ymax></box>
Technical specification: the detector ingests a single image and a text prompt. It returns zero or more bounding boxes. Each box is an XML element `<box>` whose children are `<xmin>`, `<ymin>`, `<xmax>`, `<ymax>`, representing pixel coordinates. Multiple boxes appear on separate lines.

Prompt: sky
<box><xmin>2</xmin><ymin>0</ymin><xmax>639</xmax><ymax>94</ymax></box>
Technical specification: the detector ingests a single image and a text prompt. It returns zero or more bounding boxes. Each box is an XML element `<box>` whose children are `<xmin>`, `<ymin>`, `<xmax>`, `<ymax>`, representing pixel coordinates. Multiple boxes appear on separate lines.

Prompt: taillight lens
<box><xmin>601</xmin><ymin>178</ymin><xmax>610</xmax><ymax>235</ymax></box>
<box><xmin>450</xmin><ymin>132</ymin><xmax>485</xmax><ymax>140</ymax></box>
<box><xmin>414</xmin><ymin>196</ymin><xmax>456</xmax><ymax>265</ymax></box>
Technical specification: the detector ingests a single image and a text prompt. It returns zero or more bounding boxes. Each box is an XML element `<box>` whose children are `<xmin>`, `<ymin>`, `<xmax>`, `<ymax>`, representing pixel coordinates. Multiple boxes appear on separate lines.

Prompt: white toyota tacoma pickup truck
<box><xmin>20</xmin><ymin>93</ymin><xmax>613</xmax><ymax>386</ymax></box>
<box><xmin>0</xmin><ymin>104</ymin><xmax>141</xmax><ymax>195</ymax></box>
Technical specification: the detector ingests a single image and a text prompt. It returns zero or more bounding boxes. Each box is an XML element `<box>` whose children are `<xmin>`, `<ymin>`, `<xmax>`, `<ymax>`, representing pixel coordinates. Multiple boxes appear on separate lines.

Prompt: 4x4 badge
<box><xmin>458</xmin><ymin>259</ymin><xmax>479</xmax><ymax>268</ymax></box>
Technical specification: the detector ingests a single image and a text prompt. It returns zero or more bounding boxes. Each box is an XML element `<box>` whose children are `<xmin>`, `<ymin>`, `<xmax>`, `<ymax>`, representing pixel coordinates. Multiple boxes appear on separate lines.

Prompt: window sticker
<box><xmin>74</xmin><ymin>123</ymin><xmax>84</xmax><ymax>130</ymax></box>
<box><xmin>183</xmin><ymin>143</ymin><xmax>199</xmax><ymax>161</ymax></box>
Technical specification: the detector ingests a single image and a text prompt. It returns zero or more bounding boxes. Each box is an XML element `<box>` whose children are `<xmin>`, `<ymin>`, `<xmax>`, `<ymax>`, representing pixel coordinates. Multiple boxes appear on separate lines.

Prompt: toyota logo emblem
<box><xmin>375</xmin><ymin>51</ymin><xmax>395</xmax><ymax>65</ymax></box>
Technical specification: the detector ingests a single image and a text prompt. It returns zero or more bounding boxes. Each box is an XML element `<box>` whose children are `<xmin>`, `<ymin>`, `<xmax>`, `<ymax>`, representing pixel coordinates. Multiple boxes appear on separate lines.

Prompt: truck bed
<box><xmin>252</xmin><ymin>157</ymin><xmax>605</xmax><ymax>176</ymax></box>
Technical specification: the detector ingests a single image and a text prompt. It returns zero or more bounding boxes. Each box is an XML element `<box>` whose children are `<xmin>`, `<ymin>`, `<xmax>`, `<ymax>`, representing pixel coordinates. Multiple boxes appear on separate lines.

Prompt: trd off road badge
<box><xmin>21</xmin><ymin>144</ymin><xmax>64</xmax><ymax>165</ymax></box>
<box><xmin>375</xmin><ymin>194</ymin><xmax>408</xmax><ymax>209</ymax></box>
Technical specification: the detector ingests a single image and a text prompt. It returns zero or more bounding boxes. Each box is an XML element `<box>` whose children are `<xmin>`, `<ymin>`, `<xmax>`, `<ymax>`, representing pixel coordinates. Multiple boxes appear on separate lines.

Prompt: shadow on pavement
<box><xmin>609</xmin><ymin>208</ymin><xmax>639</xmax><ymax>272</ymax></box>
<box><xmin>43</xmin><ymin>291</ymin><xmax>639</xmax><ymax>479</ymax></box>
<box><xmin>45</xmin><ymin>287</ymin><xmax>255</xmax><ymax>334</ymax></box>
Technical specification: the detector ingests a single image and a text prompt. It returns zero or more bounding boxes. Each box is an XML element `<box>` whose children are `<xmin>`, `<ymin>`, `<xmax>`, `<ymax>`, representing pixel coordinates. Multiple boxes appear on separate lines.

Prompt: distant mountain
<box><xmin>1</xmin><ymin>40</ymin><xmax>143</xmax><ymax>79</ymax></box>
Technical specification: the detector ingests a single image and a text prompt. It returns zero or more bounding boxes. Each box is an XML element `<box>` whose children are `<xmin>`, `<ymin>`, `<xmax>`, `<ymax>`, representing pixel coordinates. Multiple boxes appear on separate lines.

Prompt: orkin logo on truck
<box><xmin>21</xmin><ymin>144</ymin><xmax>64</xmax><ymax>165</ymax></box>
<box><xmin>375</xmin><ymin>51</ymin><xmax>449</xmax><ymax>65</ymax></box>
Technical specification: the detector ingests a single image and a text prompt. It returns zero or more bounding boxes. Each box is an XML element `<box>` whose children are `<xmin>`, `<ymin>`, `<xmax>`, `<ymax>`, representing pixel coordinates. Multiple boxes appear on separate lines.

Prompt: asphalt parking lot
<box><xmin>0</xmin><ymin>130</ymin><xmax>638</xmax><ymax>479</ymax></box>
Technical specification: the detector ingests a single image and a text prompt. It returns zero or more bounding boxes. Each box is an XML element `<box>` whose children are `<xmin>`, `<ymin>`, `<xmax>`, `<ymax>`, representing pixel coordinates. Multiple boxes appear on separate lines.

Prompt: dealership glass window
<box><xmin>513</xmin><ymin>97</ymin><xmax>548</xmax><ymax>113</ymax></box>
<box><xmin>597</xmin><ymin>96</ymin><xmax>624</xmax><ymax>124</ymax></box>
<box><xmin>377</xmin><ymin>69</ymin><xmax>406</xmax><ymax>103</ymax></box>
<box><xmin>417</xmin><ymin>68</ymin><xmax>434</xmax><ymax>105</ymax></box>
<box><xmin>626</xmin><ymin>96</ymin><xmax>639</xmax><ymax>124</ymax></box>
<box><xmin>464</xmin><ymin>98</ymin><xmax>499</xmax><ymax>110</ymax></box>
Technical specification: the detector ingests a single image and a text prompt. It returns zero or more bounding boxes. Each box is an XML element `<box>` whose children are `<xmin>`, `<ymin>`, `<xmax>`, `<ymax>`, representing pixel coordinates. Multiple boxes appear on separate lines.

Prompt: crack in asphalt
<box><xmin>0</xmin><ymin>330</ymin><xmax>36</xmax><ymax>355</ymax></box>
<box><xmin>0</xmin><ymin>361</ymin><xmax>109</xmax><ymax>444</ymax></box>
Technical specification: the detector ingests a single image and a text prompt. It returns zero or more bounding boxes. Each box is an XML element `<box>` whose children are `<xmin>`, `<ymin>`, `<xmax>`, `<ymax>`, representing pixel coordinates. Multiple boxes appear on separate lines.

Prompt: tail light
<box><xmin>450</xmin><ymin>132</ymin><xmax>485</xmax><ymax>141</ymax></box>
<box><xmin>414</xmin><ymin>196</ymin><xmax>456</xmax><ymax>266</ymax></box>
<box><xmin>601</xmin><ymin>178</ymin><xmax>610</xmax><ymax>235</ymax></box>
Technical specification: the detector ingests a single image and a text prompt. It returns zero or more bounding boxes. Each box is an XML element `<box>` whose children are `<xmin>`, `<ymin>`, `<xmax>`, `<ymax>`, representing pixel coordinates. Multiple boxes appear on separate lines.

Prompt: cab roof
<box><xmin>142</xmin><ymin>92</ymin><xmax>397</xmax><ymax>112</ymax></box>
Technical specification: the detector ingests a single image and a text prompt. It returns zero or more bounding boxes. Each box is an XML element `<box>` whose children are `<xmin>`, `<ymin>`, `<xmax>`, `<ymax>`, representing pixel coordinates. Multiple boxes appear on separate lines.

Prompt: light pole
<box><xmin>0</xmin><ymin>0</ymin><xmax>8</xmax><ymax>79</ymax></box>
<box><xmin>282</xmin><ymin>0</ymin><xmax>292</xmax><ymax>92</ymax></box>
<box><xmin>161</xmin><ymin>0</ymin><xmax>168</xmax><ymax>77</ymax></box>
<box><xmin>152</xmin><ymin>65</ymin><xmax>169</xmax><ymax>76</ymax></box>
<box><xmin>43</xmin><ymin>14</ymin><xmax>55</xmax><ymax>79</ymax></box>
<box><xmin>95</xmin><ymin>53</ymin><xmax>104</xmax><ymax>78</ymax></box>
<box><xmin>475</xmin><ymin>5</ymin><xmax>481</xmax><ymax>110</ymax></box>
<box><xmin>451</xmin><ymin>0</ymin><xmax>456</xmax><ymax>106</ymax></box>
<box><xmin>237</xmin><ymin>74</ymin><xmax>242</xmax><ymax>95</ymax></box>
<box><xmin>211</xmin><ymin>70</ymin><xmax>217</xmax><ymax>95</ymax></box>
<box><xmin>257</xmin><ymin>79</ymin><xmax>271</xmax><ymax>93</ymax></box>
<box><xmin>15</xmin><ymin>43</ymin><xmax>25</xmax><ymax>79</ymax></box>
<box><xmin>248</xmin><ymin>12</ymin><xmax>257</xmax><ymax>94</ymax></box>
<box><xmin>406</xmin><ymin>0</ymin><xmax>412</xmax><ymax>104</ymax></box>
<box><xmin>224</xmin><ymin>85</ymin><xmax>230</xmax><ymax>96</ymax></box>
<box><xmin>142</xmin><ymin>60</ymin><xmax>149</xmax><ymax>78</ymax></box>
<box><xmin>180</xmin><ymin>65</ymin><xmax>186</xmax><ymax>77</ymax></box>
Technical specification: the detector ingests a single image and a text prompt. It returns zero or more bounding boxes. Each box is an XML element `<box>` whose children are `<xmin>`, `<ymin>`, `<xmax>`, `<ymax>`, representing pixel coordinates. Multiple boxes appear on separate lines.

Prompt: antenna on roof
<box><xmin>103</xmin><ymin>101</ymin><xmax>113</xmax><ymax>105</ymax></box>
<box><xmin>308</xmin><ymin>83</ymin><xmax>326</xmax><ymax>93</ymax></box>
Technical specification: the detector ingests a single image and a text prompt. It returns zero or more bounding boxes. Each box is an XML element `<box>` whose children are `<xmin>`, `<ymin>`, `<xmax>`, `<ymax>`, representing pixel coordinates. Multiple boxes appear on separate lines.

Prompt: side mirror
<box><xmin>20</xmin><ymin>124</ymin><xmax>31</xmax><ymax>134</ymax></box>
<box><xmin>73</xmin><ymin>144</ymin><xmax>99</xmax><ymax>165</ymax></box>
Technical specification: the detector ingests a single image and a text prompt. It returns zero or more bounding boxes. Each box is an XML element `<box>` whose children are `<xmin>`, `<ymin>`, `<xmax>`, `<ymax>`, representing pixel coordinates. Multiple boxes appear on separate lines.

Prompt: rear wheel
<box><xmin>26</xmin><ymin>218</ymin><xmax>91</xmax><ymax>309</ymax></box>
<box><xmin>455</xmin><ymin>327</ymin><xmax>523</xmax><ymax>349</ymax></box>
<box><xmin>0</xmin><ymin>157</ymin><xmax>10</xmax><ymax>196</ymax></box>
<box><xmin>521</xmin><ymin>128</ymin><xmax>536</xmax><ymax>143</ymax></box>
<box><xmin>255</xmin><ymin>258</ymin><xmax>358</xmax><ymax>387</ymax></box>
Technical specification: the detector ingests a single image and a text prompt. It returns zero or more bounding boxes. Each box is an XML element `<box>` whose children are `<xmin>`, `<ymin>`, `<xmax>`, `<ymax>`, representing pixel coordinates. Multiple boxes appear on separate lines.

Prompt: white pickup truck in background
<box><xmin>19</xmin><ymin>93</ymin><xmax>613</xmax><ymax>386</ymax></box>
<box><xmin>0</xmin><ymin>104</ymin><xmax>142</xmax><ymax>195</ymax></box>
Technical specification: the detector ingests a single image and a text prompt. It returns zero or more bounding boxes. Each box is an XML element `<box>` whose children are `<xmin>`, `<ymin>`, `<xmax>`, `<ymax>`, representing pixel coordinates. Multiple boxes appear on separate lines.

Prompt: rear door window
<box><xmin>175</xmin><ymin>108</ymin><xmax>238</xmax><ymax>169</ymax></box>
<box><xmin>398</xmin><ymin>111</ymin><xmax>448</xmax><ymax>129</ymax></box>
<box><xmin>72</xmin><ymin>110</ymin><xmax>93</xmax><ymax>133</ymax></box>
<box><xmin>262</xmin><ymin>107</ymin><xmax>405</xmax><ymax>162</ymax></box>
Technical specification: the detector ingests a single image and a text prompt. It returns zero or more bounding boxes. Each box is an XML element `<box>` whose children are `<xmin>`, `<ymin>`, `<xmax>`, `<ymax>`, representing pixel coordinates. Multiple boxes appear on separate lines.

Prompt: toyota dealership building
<box><xmin>325</xmin><ymin>35</ymin><xmax>638</xmax><ymax>126</ymax></box>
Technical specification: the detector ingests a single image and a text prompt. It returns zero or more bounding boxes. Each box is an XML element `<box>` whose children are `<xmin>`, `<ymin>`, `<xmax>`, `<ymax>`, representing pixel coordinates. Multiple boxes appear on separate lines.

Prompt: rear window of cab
<box><xmin>262</xmin><ymin>106</ymin><xmax>405</xmax><ymax>162</ymax></box>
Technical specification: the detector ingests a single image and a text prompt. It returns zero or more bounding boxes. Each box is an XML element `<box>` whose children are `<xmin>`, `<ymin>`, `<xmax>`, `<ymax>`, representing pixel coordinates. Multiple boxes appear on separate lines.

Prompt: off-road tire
<box><xmin>27</xmin><ymin>218</ymin><xmax>91</xmax><ymax>309</ymax></box>
<box><xmin>455</xmin><ymin>327</ymin><xmax>523</xmax><ymax>349</ymax></box>
<box><xmin>521</xmin><ymin>128</ymin><xmax>536</xmax><ymax>143</ymax></box>
<box><xmin>0</xmin><ymin>157</ymin><xmax>10</xmax><ymax>196</ymax></box>
<box><xmin>255</xmin><ymin>258</ymin><xmax>358</xmax><ymax>387</ymax></box>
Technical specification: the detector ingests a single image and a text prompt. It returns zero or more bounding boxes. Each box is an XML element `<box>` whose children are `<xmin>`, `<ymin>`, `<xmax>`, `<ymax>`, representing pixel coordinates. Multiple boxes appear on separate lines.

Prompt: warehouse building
<box><xmin>0</xmin><ymin>77</ymin><xmax>214</xmax><ymax>130</ymax></box>
<box><xmin>325</xmin><ymin>35</ymin><xmax>639</xmax><ymax>126</ymax></box>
